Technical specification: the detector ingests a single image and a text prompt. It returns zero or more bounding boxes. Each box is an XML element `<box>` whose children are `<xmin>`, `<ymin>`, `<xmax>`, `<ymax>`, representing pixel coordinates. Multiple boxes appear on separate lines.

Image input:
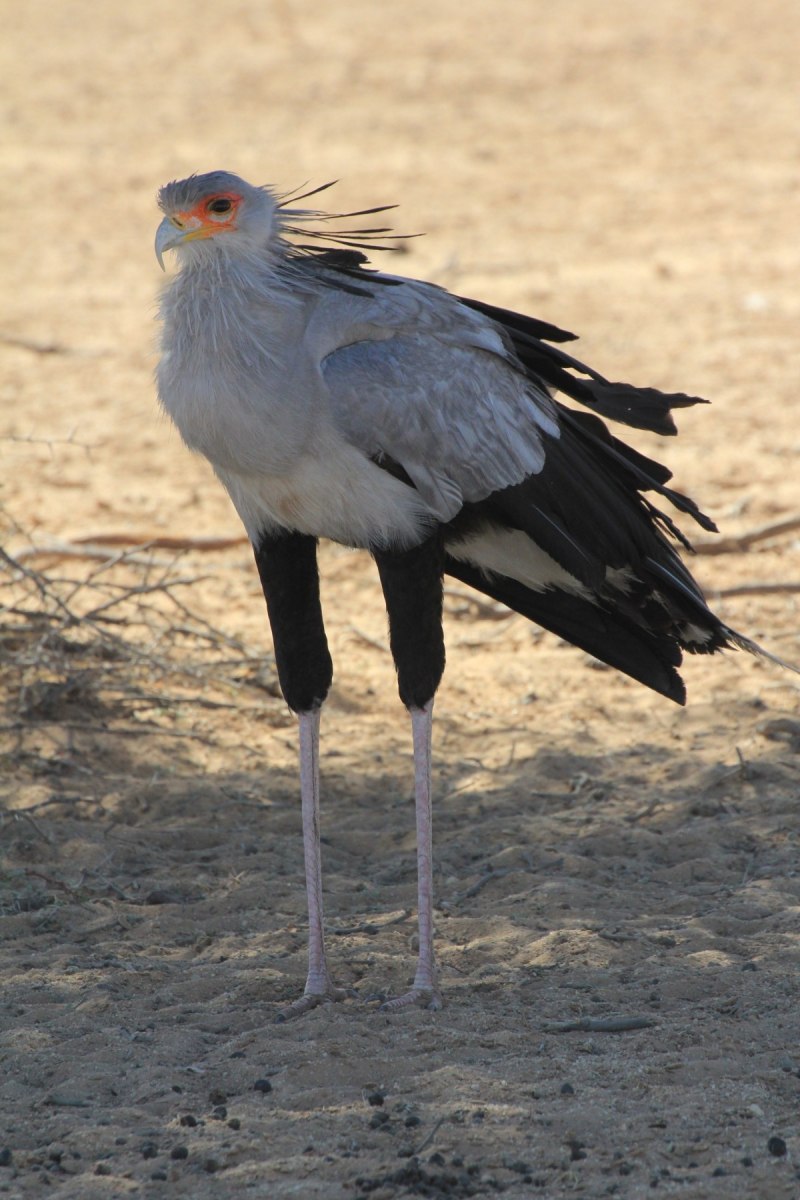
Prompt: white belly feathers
<box><xmin>216</xmin><ymin>437</ymin><xmax>434</xmax><ymax>550</ymax></box>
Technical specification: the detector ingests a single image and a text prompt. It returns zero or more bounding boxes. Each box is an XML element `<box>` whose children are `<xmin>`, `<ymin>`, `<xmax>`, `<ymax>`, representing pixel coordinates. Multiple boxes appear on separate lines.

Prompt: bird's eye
<box><xmin>208</xmin><ymin>197</ymin><xmax>233</xmax><ymax>215</ymax></box>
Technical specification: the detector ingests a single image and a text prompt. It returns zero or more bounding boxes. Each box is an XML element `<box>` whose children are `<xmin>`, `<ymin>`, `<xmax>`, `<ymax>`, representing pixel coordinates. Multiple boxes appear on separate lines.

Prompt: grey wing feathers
<box><xmin>319</xmin><ymin>281</ymin><xmax>560</xmax><ymax>520</ymax></box>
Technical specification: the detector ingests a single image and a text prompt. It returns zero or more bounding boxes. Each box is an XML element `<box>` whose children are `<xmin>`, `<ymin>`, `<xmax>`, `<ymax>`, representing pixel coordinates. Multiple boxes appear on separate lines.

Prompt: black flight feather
<box><xmin>444</xmin><ymin>554</ymin><xmax>687</xmax><ymax>703</ymax></box>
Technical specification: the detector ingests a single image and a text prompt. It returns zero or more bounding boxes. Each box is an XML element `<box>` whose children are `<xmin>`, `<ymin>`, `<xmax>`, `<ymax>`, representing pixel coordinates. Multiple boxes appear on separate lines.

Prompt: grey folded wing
<box><xmin>320</xmin><ymin>298</ymin><xmax>560</xmax><ymax>521</ymax></box>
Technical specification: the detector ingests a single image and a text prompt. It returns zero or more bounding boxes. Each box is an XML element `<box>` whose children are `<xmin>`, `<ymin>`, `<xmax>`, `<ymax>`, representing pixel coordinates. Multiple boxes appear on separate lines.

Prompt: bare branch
<box><xmin>711</xmin><ymin>582</ymin><xmax>800</xmax><ymax>598</ymax></box>
<box><xmin>695</xmin><ymin>515</ymin><xmax>800</xmax><ymax>556</ymax></box>
<box><xmin>542</xmin><ymin>1015</ymin><xmax>656</xmax><ymax>1033</ymax></box>
<box><xmin>16</xmin><ymin>532</ymin><xmax>249</xmax><ymax>562</ymax></box>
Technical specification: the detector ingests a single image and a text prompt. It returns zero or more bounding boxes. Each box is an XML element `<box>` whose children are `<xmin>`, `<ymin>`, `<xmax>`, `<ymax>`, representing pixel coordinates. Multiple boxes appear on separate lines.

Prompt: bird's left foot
<box><xmin>274</xmin><ymin>984</ymin><xmax>355</xmax><ymax>1023</ymax></box>
<box><xmin>377</xmin><ymin>986</ymin><xmax>443</xmax><ymax>1013</ymax></box>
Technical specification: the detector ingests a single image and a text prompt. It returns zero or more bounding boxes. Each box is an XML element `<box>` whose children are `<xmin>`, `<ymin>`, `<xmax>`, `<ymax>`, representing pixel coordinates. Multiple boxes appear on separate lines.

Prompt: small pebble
<box><xmin>741</xmin><ymin>961</ymin><xmax>758</xmax><ymax>972</ymax></box>
<box><xmin>429</xmin><ymin>1152</ymin><xmax>446</xmax><ymax>1166</ymax></box>
<box><xmin>150</xmin><ymin>1170</ymin><xmax>167</xmax><ymax>1181</ymax></box>
<box><xmin>253</xmin><ymin>1079</ymin><xmax>273</xmax><ymax>1094</ymax></box>
<box><xmin>228</xmin><ymin>1118</ymin><xmax>241</xmax><ymax>1131</ymax></box>
<box><xmin>560</xmin><ymin>1082</ymin><xmax>575</xmax><ymax>1095</ymax></box>
<box><xmin>367</xmin><ymin>1091</ymin><xmax>385</xmax><ymax>1107</ymax></box>
<box><xmin>209</xmin><ymin>1089</ymin><xmax>227</xmax><ymax>1106</ymax></box>
<box><xmin>170</xmin><ymin>1146</ymin><xmax>189</xmax><ymax>1161</ymax></box>
<box><xmin>768</xmin><ymin>1136</ymin><xmax>787</xmax><ymax>1158</ymax></box>
<box><xmin>212</xmin><ymin>1106</ymin><xmax>228</xmax><ymax>1120</ymax></box>
<box><xmin>203</xmin><ymin>1158</ymin><xmax>220</xmax><ymax>1173</ymax></box>
<box><xmin>712</xmin><ymin>1167</ymin><xmax>726</xmax><ymax>1177</ymax></box>
<box><xmin>741</xmin><ymin>1156</ymin><xmax>753</xmax><ymax>1167</ymax></box>
<box><xmin>141</xmin><ymin>1142</ymin><xmax>158</xmax><ymax>1160</ymax></box>
<box><xmin>404</xmin><ymin>1116</ymin><xmax>421</xmax><ymax>1128</ymax></box>
<box><xmin>369</xmin><ymin>1111</ymin><xmax>390</xmax><ymax>1129</ymax></box>
<box><xmin>94</xmin><ymin>1163</ymin><xmax>112</xmax><ymax>1176</ymax></box>
<box><xmin>179</xmin><ymin>1114</ymin><xmax>197</xmax><ymax>1128</ymax></box>
<box><xmin>0</xmin><ymin>1150</ymin><xmax>12</xmax><ymax>1168</ymax></box>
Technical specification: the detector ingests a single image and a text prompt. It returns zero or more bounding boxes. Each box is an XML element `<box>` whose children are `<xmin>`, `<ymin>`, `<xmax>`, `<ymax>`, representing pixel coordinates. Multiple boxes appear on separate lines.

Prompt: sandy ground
<box><xmin>2</xmin><ymin>1</ymin><xmax>800</xmax><ymax>1196</ymax></box>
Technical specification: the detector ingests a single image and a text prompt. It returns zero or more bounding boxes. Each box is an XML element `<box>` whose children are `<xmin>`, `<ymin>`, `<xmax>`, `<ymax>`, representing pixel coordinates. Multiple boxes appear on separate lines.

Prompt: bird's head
<box><xmin>155</xmin><ymin>171</ymin><xmax>277</xmax><ymax>270</ymax></box>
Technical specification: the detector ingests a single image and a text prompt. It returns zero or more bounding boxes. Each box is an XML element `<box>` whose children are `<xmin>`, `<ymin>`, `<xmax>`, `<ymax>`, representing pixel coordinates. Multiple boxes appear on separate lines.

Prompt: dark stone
<box><xmin>145</xmin><ymin>889</ymin><xmax>182</xmax><ymax>905</ymax></box>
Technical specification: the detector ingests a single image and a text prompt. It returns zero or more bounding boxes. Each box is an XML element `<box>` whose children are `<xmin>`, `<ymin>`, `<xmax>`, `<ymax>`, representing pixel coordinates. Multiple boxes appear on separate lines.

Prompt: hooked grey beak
<box><xmin>155</xmin><ymin>217</ymin><xmax>186</xmax><ymax>271</ymax></box>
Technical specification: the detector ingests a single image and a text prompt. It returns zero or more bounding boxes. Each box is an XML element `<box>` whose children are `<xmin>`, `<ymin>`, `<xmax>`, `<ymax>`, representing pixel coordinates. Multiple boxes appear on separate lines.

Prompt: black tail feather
<box><xmin>444</xmin><ymin>555</ymin><xmax>687</xmax><ymax>704</ymax></box>
<box><xmin>559</xmin><ymin>408</ymin><xmax>718</xmax><ymax>535</ymax></box>
<box><xmin>459</xmin><ymin>294</ymin><xmax>708</xmax><ymax>437</ymax></box>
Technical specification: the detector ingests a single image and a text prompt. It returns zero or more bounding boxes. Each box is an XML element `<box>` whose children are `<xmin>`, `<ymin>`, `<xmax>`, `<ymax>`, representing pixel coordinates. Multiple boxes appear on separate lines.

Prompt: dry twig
<box><xmin>0</xmin><ymin>514</ymin><xmax>276</xmax><ymax>750</ymax></box>
<box><xmin>17</xmin><ymin>532</ymin><xmax>248</xmax><ymax>563</ymax></box>
<box><xmin>542</xmin><ymin>1015</ymin><xmax>656</xmax><ymax>1033</ymax></box>
<box><xmin>695</xmin><ymin>514</ymin><xmax>800</xmax><ymax>556</ymax></box>
<box><xmin>711</xmin><ymin>582</ymin><xmax>800</xmax><ymax>598</ymax></box>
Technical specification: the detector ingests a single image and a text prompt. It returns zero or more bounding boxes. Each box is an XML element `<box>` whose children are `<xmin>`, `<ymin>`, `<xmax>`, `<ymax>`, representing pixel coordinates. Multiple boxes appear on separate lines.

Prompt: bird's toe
<box><xmin>274</xmin><ymin>984</ymin><xmax>353</xmax><ymax>1023</ymax></box>
<box><xmin>377</xmin><ymin>986</ymin><xmax>443</xmax><ymax>1013</ymax></box>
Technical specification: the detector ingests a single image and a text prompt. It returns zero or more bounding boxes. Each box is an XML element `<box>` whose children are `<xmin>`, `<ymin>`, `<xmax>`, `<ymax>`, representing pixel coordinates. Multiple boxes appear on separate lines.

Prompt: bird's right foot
<box><xmin>378</xmin><ymin>986</ymin><xmax>443</xmax><ymax>1013</ymax></box>
<box><xmin>274</xmin><ymin>984</ymin><xmax>354</xmax><ymax>1023</ymax></box>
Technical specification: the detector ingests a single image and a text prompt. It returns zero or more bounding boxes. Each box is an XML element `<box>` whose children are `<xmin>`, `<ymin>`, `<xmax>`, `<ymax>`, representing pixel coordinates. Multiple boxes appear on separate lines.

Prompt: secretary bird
<box><xmin>155</xmin><ymin>170</ymin><xmax>781</xmax><ymax>1018</ymax></box>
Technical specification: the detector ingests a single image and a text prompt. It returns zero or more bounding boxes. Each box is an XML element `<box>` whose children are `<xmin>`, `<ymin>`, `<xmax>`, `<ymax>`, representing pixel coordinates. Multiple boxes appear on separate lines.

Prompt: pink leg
<box><xmin>275</xmin><ymin>708</ymin><xmax>350</xmax><ymax>1022</ymax></box>
<box><xmin>380</xmin><ymin>701</ymin><xmax>443</xmax><ymax>1012</ymax></box>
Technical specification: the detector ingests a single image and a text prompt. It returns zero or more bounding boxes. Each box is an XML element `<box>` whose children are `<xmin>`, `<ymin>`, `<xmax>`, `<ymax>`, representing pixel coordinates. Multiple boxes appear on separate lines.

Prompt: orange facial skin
<box><xmin>170</xmin><ymin>191</ymin><xmax>243</xmax><ymax>239</ymax></box>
